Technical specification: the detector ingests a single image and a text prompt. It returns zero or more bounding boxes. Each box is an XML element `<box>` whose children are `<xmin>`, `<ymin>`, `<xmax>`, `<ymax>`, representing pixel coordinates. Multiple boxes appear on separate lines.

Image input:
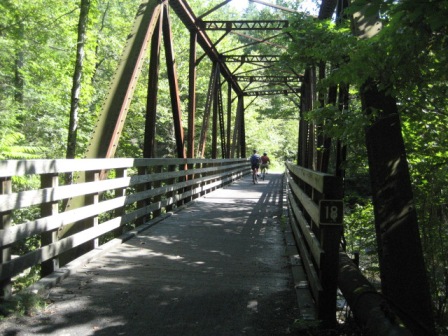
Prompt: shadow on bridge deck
<box><xmin>1</xmin><ymin>173</ymin><xmax>303</xmax><ymax>336</ymax></box>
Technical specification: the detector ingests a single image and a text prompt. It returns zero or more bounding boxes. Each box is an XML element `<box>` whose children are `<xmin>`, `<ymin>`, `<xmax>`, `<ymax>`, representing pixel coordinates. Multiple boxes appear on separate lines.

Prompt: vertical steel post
<box><xmin>362</xmin><ymin>85</ymin><xmax>435</xmax><ymax>335</ymax></box>
<box><xmin>336</xmin><ymin>83</ymin><xmax>348</xmax><ymax>178</ymax></box>
<box><xmin>226</xmin><ymin>82</ymin><xmax>232</xmax><ymax>158</ymax></box>
<box><xmin>187</xmin><ymin>32</ymin><xmax>197</xmax><ymax>158</ymax></box>
<box><xmin>162</xmin><ymin>4</ymin><xmax>186</xmax><ymax>159</ymax></box>
<box><xmin>237</xmin><ymin>95</ymin><xmax>246</xmax><ymax>158</ymax></box>
<box><xmin>212</xmin><ymin>80</ymin><xmax>218</xmax><ymax>159</ymax></box>
<box><xmin>198</xmin><ymin>63</ymin><xmax>219</xmax><ymax>157</ymax></box>
<box><xmin>144</xmin><ymin>11</ymin><xmax>163</xmax><ymax>158</ymax></box>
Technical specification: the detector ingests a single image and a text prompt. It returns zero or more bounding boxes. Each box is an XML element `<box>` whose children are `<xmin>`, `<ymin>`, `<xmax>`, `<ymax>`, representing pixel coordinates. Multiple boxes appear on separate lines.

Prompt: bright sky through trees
<box><xmin>229</xmin><ymin>0</ymin><xmax>319</xmax><ymax>15</ymax></box>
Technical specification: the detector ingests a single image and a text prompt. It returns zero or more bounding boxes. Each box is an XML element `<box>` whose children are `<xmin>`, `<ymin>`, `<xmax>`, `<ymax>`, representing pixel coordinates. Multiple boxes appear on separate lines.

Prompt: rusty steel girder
<box><xmin>199</xmin><ymin>20</ymin><xmax>288</xmax><ymax>31</ymax></box>
<box><xmin>222</xmin><ymin>55</ymin><xmax>281</xmax><ymax>63</ymax></box>
<box><xmin>234</xmin><ymin>75</ymin><xmax>303</xmax><ymax>83</ymax></box>
<box><xmin>244</xmin><ymin>88</ymin><xmax>300</xmax><ymax>96</ymax></box>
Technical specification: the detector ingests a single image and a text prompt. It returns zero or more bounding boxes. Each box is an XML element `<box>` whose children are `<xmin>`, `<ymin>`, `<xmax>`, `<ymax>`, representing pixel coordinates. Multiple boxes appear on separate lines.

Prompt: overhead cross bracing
<box><xmin>244</xmin><ymin>88</ymin><xmax>300</xmax><ymax>97</ymax></box>
<box><xmin>167</xmin><ymin>0</ymin><xmax>302</xmax><ymax>157</ymax></box>
<box><xmin>199</xmin><ymin>20</ymin><xmax>289</xmax><ymax>31</ymax></box>
<box><xmin>169</xmin><ymin>0</ymin><xmax>301</xmax><ymax>99</ymax></box>
<box><xmin>233</xmin><ymin>76</ymin><xmax>303</xmax><ymax>83</ymax></box>
<box><xmin>83</xmin><ymin>0</ymin><xmax>303</xmax><ymax>162</ymax></box>
<box><xmin>222</xmin><ymin>55</ymin><xmax>282</xmax><ymax>63</ymax></box>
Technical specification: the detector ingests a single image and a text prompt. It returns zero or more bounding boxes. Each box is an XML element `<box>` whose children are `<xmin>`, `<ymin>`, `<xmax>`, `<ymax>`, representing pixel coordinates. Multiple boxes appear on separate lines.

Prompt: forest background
<box><xmin>1</xmin><ymin>0</ymin><xmax>448</xmax><ymax>332</ymax></box>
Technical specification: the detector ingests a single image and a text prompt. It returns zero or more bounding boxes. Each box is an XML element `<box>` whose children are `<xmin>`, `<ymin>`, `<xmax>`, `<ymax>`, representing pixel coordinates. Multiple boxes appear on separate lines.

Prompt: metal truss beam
<box><xmin>234</xmin><ymin>75</ymin><xmax>302</xmax><ymax>83</ymax></box>
<box><xmin>85</xmin><ymin>2</ymin><xmax>162</xmax><ymax>159</ymax></box>
<box><xmin>169</xmin><ymin>0</ymin><xmax>242</xmax><ymax>95</ymax></box>
<box><xmin>199</xmin><ymin>20</ymin><xmax>288</xmax><ymax>31</ymax></box>
<box><xmin>243</xmin><ymin>88</ymin><xmax>300</xmax><ymax>96</ymax></box>
<box><xmin>222</xmin><ymin>55</ymin><xmax>281</xmax><ymax>62</ymax></box>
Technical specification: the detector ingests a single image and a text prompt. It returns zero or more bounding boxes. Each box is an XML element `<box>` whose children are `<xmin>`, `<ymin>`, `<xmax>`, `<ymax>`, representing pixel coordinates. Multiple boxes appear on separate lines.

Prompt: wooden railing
<box><xmin>285</xmin><ymin>162</ymin><xmax>343</xmax><ymax>324</ymax></box>
<box><xmin>0</xmin><ymin>158</ymin><xmax>248</xmax><ymax>297</ymax></box>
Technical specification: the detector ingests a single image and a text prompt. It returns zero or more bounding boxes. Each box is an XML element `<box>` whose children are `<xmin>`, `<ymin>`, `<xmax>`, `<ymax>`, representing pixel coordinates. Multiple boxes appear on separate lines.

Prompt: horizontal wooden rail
<box><xmin>285</xmin><ymin>162</ymin><xmax>343</xmax><ymax>324</ymax></box>
<box><xmin>0</xmin><ymin>158</ymin><xmax>249</xmax><ymax>297</ymax></box>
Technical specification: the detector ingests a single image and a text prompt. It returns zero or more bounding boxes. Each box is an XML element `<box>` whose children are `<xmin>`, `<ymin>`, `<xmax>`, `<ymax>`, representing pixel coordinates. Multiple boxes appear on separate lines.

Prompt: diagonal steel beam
<box><xmin>85</xmin><ymin>1</ymin><xmax>163</xmax><ymax>159</ymax></box>
<box><xmin>144</xmin><ymin>9</ymin><xmax>164</xmax><ymax>158</ymax></box>
<box><xmin>169</xmin><ymin>0</ymin><xmax>242</xmax><ymax>95</ymax></box>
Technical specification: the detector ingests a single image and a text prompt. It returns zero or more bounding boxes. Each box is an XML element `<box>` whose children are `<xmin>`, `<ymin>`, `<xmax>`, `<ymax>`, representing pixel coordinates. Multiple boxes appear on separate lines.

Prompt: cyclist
<box><xmin>260</xmin><ymin>152</ymin><xmax>271</xmax><ymax>180</ymax></box>
<box><xmin>250</xmin><ymin>150</ymin><xmax>261</xmax><ymax>184</ymax></box>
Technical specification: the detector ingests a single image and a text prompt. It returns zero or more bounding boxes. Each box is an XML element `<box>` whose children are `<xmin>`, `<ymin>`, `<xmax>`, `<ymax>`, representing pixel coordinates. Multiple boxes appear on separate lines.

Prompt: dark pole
<box><xmin>162</xmin><ymin>4</ymin><xmax>186</xmax><ymax>158</ymax></box>
<box><xmin>187</xmin><ymin>31</ymin><xmax>197</xmax><ymax>158</ymax></box>
<box><xmin>144</xmin><ymin>13</ymin><xmax>163</xmax><ymax>158</ymax></box>
<box><xmin>226</xmin><ymin>81</ymin><xmax>232</xmax><ymax>158</ymax></box>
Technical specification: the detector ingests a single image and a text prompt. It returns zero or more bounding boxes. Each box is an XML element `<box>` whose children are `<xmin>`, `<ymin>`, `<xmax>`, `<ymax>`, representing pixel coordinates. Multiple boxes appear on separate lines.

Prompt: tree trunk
<box><xmin>66</xmin><ymin>0</ymin><xmax>91</xmax><ymax>162</ymax></box>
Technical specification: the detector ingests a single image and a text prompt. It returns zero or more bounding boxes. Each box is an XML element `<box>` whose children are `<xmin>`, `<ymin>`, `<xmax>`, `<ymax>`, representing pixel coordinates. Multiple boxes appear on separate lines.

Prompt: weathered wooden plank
<box><xmin>288</xmin><ymin>179</ymin><xmax>320</xmax><ymax>226</ymax></box>
<box><xmin>0</xmin><ymin>196</ymin><xmax>127</xmax><ymax>247</ymax></box>
<box><xmin>0</xmin><ymin>158</ymin><xmax>248</xmax><ymax>178</ymax></box>
<box><xmin>289</xmin><ymin>210</ymin><xmax>323</xmax><ymax>302</ymax></box>
<box><xmin>288</xmin><ymin>193</ymin><xmax>324</xmax><ymax>266</ymax></box>
<box><xmin>1</xmin><ymin>166</ymin><xmax>248</xmax><ymax>246</ymax></box>
<box><xmin>285</xmin><ymin>162</ymin><xmax>342</xmax><ymax>197</ymax></box>
<box><xmin>0</xmin><ymin>162</ymin><xmax>247</xmax><ymax>212</ymax></box>
<box><xmin>0</xmin><ymin>158</ymin><xmax>249</xmax><ymax>296</ymax></box>
<box><xmin>0</xmin><ymin>159</ymin><xmax>134</xmax><ymax>177</ymax></box>
<box><xmin>0</xmin><ymin>216</ymin><xmax>128</xmax><ymax>281</ymax></box>
<box><xmin>0</xmin><ymin>177</ymin><xmax>129</xmax><ymax>212</ymax></box>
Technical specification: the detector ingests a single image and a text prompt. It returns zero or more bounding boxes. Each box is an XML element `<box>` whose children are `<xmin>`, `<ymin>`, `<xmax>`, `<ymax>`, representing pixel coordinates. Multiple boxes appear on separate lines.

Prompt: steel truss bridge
<box><xmin>0</xmin><ymin>1</ymin><xmax>436</xmax><ymax>335</ymax></box>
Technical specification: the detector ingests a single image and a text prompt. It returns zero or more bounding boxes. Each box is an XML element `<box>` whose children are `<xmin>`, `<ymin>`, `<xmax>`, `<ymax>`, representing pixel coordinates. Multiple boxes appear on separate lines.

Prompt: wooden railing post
<box><xmin>136</xmin><ymin>166</ymin><xmax>149</xmax><ymax>227</ymax></box>
<box><xmin>0</xmin><ymin>177</ymin><xmax>12</xmax><ymax>300</ymax></box>
<box><xmin>185</xmin><ymin>160</ymin><xmax>194</xmax><ymax>204</ymax></box>
<box><xmin>153</xmin><ymin>165</ymin><xmax>163</xmax><ymax>217</ymax></box>
<box><xmin>85</xmin><ymin>170</ymin><xmax>100</xmax><ymax>248</ymax></box>
<box><xmin>285</xmin><ymin>162</ymin><xmax>344</xmax><ymax>324</ymax></box>
<box><xmin>40</xmin><ymin>173</ymin><xmax>60</xmax><ymax>277</ymax></box>
<box><xmin>165</xmin><ymin>164</ymin><xmax>176</xmax><ymax>212</ymax></box>
<box><xmin>176</xmin><ymin>163</ymin><xmax>185</xmax><ymax>208</ymax></box>
<box><xmin>318</xmin><ymin>200</ymin><xmax>343</xmax><ymax>325</ymax></box>
<box><xmin>113</xmin><ymin>168</ymin><xmax>127</xmax><ymax>237</ymax></box>
<box><xmin>193</xmin><ymin>161</ymin><xmax>201</xmax><ymax>200</ymax></box>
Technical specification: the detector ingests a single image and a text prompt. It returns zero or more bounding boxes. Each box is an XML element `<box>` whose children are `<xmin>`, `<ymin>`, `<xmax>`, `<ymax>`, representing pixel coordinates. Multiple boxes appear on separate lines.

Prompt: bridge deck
<box><xmin>1</xmin><ymin>173</ymin><xmax>311</xmax><ymax>335</ymax></box>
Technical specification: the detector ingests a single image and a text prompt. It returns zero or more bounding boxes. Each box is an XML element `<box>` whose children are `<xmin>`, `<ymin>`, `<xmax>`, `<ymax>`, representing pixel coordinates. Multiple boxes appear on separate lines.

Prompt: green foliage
<box><xmin>284</xmin><ymin>14</ymin><xmax>356</xmax><ymax>69</ymax></box>
<box><xmin>343</xmin><ymin>198</ymin><xmax>379</xmax><ymax>278</ymax></box>
<box><xmin>284</xmin><ymin>1</ymin><xmax>448</xmax><ymax>328</ymax></box>
<box><xmin>0</xmin><ymin>291</ymin><xmax>48</xmax><ymax>318</ymax></box>
<box><xmin>0</xmin><ymin>131</ymin><xmax>42</xmax><ymax>159</ymax></box>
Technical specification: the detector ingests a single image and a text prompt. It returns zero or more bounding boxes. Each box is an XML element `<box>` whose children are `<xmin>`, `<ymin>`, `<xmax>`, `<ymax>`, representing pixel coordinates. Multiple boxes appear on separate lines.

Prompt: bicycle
<box><xmin>252</xmin><ymin>166</ymin><xmax>259</xmax><ymax>184</ymax></box>
<box><xmin>260</xmin><ymin>164</ymin><xmax>268</xmax><ymax>180</ymax></box>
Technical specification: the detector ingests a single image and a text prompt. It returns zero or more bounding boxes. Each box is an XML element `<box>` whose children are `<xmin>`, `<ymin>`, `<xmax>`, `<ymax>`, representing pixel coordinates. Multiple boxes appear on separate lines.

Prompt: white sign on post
<box><xmin>319</xmin><ymin>200</ymin><xmax>343</xmax><ymax>224</ymax></box>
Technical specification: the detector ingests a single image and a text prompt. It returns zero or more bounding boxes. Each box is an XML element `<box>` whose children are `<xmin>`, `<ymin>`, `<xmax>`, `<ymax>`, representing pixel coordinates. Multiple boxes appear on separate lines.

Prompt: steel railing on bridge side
<box><xmin>0</xmin><ymin>158</ymin><xmax>248</xmax><ymax>298</ymax></box>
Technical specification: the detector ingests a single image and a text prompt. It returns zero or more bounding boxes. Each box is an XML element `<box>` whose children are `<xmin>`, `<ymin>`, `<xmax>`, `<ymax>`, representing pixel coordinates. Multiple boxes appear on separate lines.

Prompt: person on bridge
<box><xmin>250</xmin><ymin>150</ymin><xmax>261</xmax><ymax>183</ymax></box>
<box><xmin>260</xmin><ymin>152</ymin><xmax>271</xmax><ymax>180</ymax></box>
<box><xmin>260</xmin><ymin>152</ymin><xmax>270</xmax><ymax>171</ymax></box>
